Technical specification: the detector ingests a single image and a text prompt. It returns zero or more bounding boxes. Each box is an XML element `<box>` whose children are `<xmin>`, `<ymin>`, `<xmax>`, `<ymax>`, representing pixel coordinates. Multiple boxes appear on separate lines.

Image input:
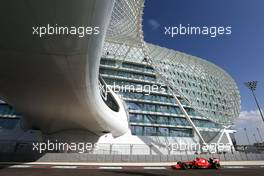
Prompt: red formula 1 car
<box><xmin>171</xmin><ymin>157</ymin><xmax>221</xmax><ymax>170</ymax></box>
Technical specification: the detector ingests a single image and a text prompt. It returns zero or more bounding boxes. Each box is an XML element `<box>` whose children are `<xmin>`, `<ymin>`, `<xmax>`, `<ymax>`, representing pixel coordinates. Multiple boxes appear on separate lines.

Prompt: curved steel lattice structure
<box><xmin>147</xmin><ymin>44</ymin><xmax>240</xmax><ymax>125</ymax></box>
<box><xmin>106</xmin><ymin>0</ymin><xmax>145</xmax><ymax>46</ymax></box>
<box><xmin>104</xmin><ymin>0</ymin><xmax>146</xmax><ymax>62</ymax></box>
<box><xmin>104</xmin><ymin>0</ymin><xmax>240</xmax><ymax>143</ymax></box>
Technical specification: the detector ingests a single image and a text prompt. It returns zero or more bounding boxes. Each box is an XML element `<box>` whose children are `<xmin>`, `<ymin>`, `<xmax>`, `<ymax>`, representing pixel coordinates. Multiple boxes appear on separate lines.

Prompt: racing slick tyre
<box><xmin>212</xmin><ymin>163</ymin><xmax>221</xmax><ymax>169</ymax></box>
<box><xmin>181</xmin><ymin>163</ymin><xmax>188</xmax><ymax>170</ymax></box>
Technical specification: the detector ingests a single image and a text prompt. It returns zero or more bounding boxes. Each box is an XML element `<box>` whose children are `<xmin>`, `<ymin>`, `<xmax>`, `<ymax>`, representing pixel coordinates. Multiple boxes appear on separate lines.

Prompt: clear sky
<box><xmin>142</xmin><ymin>0</ymin><xmax>264</xmax><ymax>144</ymax></box>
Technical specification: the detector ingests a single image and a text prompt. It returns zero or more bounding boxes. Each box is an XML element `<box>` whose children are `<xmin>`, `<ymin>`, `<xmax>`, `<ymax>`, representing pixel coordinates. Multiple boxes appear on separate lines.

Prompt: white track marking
<box><xmin>99</xmin><ymin>167</ymin><xmax>123</xmax><ymax>169</ymax></box>
<box><xmin>9</xmin><ymin>165</ymin><xmax>32</xmax><ymax>168</ymax></box>
<box><xmin>52</xmin><ymin>166</ymin><xmax>78</xmax><ymax>169</ymax></box>
<box><xmin>225</xmin><ymin>166</ymin><xmax>246</xmax><ymax>169</ymax></box>
<box><xmin>144</xmin><ymin>167</ymin><xmax>166</xmax><ymax>170</ymax></box>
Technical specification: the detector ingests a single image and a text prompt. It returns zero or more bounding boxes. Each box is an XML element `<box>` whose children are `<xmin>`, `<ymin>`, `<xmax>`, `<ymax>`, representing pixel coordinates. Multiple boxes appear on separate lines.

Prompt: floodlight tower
<box><xmin>244</xmin><ymin>81</ymin><xmax>264</xmax><ymax>124</ymax></box>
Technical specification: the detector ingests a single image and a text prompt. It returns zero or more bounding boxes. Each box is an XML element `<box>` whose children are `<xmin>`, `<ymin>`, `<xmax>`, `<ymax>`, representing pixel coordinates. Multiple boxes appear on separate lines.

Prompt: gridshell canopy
<box><xmin>147</xmin><ymin>44</ymin><xmax>240</xmax><ymax>125</ymax></box>
<box><xmin>106</xmin><ymin>0</ymin><xmax>145</xmax><ymax>47</ymax></box>
<box><xmin>105</xmin><ymin>0</ymin><xmax>240</xmax><ymax>126</ymax></box>
<box><xmin>104</xmin><ymin>0</ymin><xmax>146</xmax><ymax>64</ymax></box>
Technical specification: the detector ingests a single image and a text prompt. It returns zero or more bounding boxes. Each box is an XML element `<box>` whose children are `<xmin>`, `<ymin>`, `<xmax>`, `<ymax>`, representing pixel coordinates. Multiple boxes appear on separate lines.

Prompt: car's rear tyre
<box><xmin>182</xmin><ymin>163</ymin><xmax>188</xmax><ymax>170</ymax></box>
<box><xmin>212</xmin><ymin>163</ymin><xmax>221</xmax><ymax>169</ymax></box>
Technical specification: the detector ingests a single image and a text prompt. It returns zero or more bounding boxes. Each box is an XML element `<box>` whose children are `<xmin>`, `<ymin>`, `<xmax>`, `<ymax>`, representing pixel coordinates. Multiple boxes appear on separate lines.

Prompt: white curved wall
<box><xmin>0</xmin><ymin>0</ymin><xmax>129</xmax><ymax>137</ymax></box>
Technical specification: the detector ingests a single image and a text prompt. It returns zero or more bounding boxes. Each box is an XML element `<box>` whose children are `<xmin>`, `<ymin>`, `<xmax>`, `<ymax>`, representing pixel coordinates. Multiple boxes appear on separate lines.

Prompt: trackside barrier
<box><xmin>1</xmin><ymin>141</ymin><xmax>264</xmax><ymax>162</ymax></box>
<box><xmin>1</xmin><ymin>152</ymin><xmax>264</xmax><ymax>162</ymax></box>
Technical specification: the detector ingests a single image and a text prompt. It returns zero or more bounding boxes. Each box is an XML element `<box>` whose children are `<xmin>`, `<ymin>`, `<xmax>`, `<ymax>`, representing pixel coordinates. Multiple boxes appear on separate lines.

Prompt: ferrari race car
<box><xmin>171</xmin><ymin>157</ymin><xmax>221</xmax><ymax>170</ymax></box>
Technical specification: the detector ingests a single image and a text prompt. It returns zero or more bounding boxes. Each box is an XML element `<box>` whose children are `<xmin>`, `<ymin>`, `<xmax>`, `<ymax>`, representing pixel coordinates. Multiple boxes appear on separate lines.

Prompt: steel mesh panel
<box><xmin>106</xmin><ymin>0</ymin><xmax>144</xmax><ymax>46</ymax></box>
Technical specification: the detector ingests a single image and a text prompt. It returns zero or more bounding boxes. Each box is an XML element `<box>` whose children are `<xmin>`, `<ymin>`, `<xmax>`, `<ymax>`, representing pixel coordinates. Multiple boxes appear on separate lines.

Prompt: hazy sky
<box><xmin>142</xmin><ymin>0</ymin><xmax>264</xmax><ymax>144</ymax></box>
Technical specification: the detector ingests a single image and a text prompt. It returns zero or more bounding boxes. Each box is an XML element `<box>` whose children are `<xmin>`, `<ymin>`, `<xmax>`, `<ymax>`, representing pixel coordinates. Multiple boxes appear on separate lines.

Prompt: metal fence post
<box><xmin>110</xmin><ymin>144</ymin><xmax>112</xmax><ymax>155</ymax></box>
<box><xmin>130</xmin><ymin>144</ymin><xmax>133</xmax><ymax>155</ymax></box>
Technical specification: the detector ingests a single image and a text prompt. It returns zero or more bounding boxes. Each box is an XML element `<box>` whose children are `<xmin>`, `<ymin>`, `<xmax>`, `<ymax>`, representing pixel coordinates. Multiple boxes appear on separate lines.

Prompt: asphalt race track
<box><xmin>0</xmin><ymin>165</ymin><xmax>264</xmax><ymax>176</ymax></box>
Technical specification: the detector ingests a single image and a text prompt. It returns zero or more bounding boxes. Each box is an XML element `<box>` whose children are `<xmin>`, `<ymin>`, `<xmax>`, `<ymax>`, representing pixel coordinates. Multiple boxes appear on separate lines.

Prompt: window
<box><xmin>158</xmin><ymin>105</ymin><xmax>168</xmax><ymax>113</ymax></box>
<box><xmin>157</xmin><ymin>116</ymin><xmax>169</xmax><ymax>124</ymax></box>
<box><xmin>130</xmin><ymin>114</ymin><xmax>143</xmax><ymax>123</ymax></box>
<box><xmin>144</xmin><ymin>127</ymin><xmax>156</xmax><ymax>136</ymax></box>
<box><xmin>157</xmin><ymin>127</ymin><xmax>169</xmax><ymax>136</ymax></box>
<box><xmin>131</xmin><ymin>126</ymin><xmax>143</xmax><ymax>136</ymax></box>
<box><xmin>127</xmin><ymin>103</ymin><xmax>140</xmax><ymax>110</ymax></box>
<box><xmin>145</xmin><ymin>115</ymin><xmax>156</xmax><ymax>124</ymax></box>
<box><xmin>0</xmin><ymin>118</ymin><xmax>19</xmax><ymax>130</ymax></box>
<box><xmin>170</xmin><ymin>128</ymin><xmax>193</xmax><ymax>137</ymax></box>
<box><xmin>145</xmin><ymin>104</ymin><xmax>155</xmax><ymax>111</ymax></box>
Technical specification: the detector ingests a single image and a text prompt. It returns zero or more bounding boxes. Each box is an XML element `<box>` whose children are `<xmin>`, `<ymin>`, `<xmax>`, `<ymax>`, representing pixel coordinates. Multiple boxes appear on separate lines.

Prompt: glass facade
<box><xmin>130</xmin><ymin>125</ymin><xmax>192</xmax><ymax>137</ymax></box>
<box><xmin>0</xmin><ymin>118</ymin><xmax>19</xmax><ymax>130</ymax></box>
<box><xmin>100</xmin><ymin>57</ymin><xmax>223</xmax><ymax>137</ymax></box>
<box><xmin>0</xmin><ymin>103</ymin><xmax>20</xmax><ymax>118</ymax></box>
<box><xmin>0</xmin><ymin>102</ymin><xmax>20</xmax><ymax>130</ymax></box>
